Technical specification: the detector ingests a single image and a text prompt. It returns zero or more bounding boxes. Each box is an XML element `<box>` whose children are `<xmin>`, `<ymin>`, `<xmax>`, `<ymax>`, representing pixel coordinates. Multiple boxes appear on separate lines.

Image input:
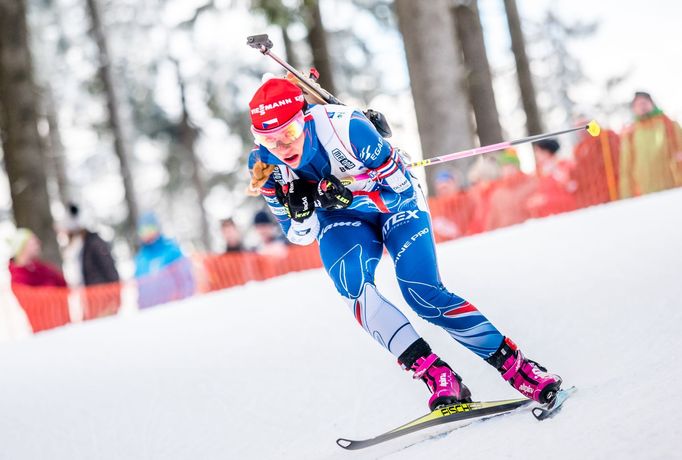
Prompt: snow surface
<box><xmin>1</xmin><ymin>189</ymin><xmax>682</xmax><ymax>460</ymax></box>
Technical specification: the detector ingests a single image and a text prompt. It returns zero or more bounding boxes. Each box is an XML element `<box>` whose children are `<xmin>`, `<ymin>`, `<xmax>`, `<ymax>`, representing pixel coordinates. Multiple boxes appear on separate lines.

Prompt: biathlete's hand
<box><xmin>315</xmin><ymin>175</ymin><xmax>353</xmax><ymax>210</ymax></box>
<box><xmin>275</xmin><ymin>179</ymin><xmax>316</xmax><ymax>223</ymax></box>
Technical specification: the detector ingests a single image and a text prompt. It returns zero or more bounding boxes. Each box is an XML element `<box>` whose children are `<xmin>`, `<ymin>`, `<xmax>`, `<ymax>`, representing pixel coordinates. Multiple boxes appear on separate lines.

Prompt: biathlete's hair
<box><xmin>247</xmin><ymin>159</ymin><xmax>276</xmax><ymax>196</ymax></box>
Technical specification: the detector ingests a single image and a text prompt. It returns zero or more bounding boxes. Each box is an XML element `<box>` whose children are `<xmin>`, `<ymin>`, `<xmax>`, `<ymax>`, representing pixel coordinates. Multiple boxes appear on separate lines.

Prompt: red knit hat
<box><xmin>249</xmin><ymin>78</ymin><xmax>305</xmax><ymax>131</ymax></box>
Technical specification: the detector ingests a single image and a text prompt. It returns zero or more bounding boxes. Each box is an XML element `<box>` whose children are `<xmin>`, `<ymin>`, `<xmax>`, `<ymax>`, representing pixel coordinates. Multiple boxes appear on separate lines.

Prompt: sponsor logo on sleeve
<box><xmin>360</xmin><ymin>138</ymin><xmax>384</xmax><ymax>162</ymax></box>
<box><xmin>331</xmin><ymin>148</ymin><xmax>356</xmax><ymax>172</ymax></box>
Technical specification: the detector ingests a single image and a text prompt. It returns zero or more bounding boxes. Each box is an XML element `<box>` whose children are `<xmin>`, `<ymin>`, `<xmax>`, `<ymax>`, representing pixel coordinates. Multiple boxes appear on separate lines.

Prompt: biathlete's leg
<box><xmin>381</xmin><ymin>208</ymin><xmax>504</xmax><ymax>358</ymax></box>
<box><xmin>317</xmin><ymin>211</ymin><xmax>420</xmax><ymax>358</ymax></box>
<box><xmin>382</xmin><ymin>207</ymin><xmax>562</xmax><ymax>404</ymax></box>
<box><xmin>318</xmin><ymin>211</ymin><xmax>471</xmax><ymax>409</ymax></box>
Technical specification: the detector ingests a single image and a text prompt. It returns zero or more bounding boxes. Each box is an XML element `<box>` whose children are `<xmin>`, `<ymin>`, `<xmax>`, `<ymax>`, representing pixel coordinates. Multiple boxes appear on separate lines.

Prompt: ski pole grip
<box><xmin>246</xmin><ymin>34</ymin><xmax>273</xmax><ymax>52</ymax></box>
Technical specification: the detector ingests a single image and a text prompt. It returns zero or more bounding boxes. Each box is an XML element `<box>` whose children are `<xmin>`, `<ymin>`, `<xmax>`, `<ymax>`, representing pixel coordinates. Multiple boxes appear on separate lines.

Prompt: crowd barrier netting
<box><xmin>4</xmin><ymin>135</ymin><xmax>681</xmax><ymax>335</ymax></box>
<box><xmin>10</xmin><ymin>285</ymin><xmax>71</xmax><ymax>333</ymax></box>
<box><xmin>198</xmin><ymin>244</ymin><xmax>322</xmax><ymax>292</ymax></box>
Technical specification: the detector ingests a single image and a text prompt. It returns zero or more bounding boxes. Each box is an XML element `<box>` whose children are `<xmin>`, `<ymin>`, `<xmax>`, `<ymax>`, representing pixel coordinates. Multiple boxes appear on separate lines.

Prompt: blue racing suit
<box><xmin>249</xmin><ymin>105</ymin><xmax>503</xmax><ymax>359</ymax></box>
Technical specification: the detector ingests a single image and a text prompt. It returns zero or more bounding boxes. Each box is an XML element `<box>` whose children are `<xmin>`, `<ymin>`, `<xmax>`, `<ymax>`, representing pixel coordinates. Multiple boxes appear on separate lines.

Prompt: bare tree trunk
<box><xmin>302</xmin><ymin>0</ymin><xmax>336</xmax><ymax>94</ymax></box>
<box><xmin>281</xmin><ymin>25</ymin><xmax>301</xmax><ymax>71</ymax></box>
<box><xmin>173</xmin><ymin>60</ymin><xmax>211</xmax><ymax>251</ymax></box>
<box><xmin>42</xmin><ymin>86</ymin><xmax>71</xmax><ymax>207</ymax></box>
<box><xmin>86</xmin><ymin>0</ymin><xmax>139</xmax><ymax>238</ymax></box>
<box><xmin>250</xmin><ymin>1</ymin><xmax>300</xmax><ymax>71</ymax></box>
<box><xmin>453</xmin><ymin>0</ymin><xmax>503</xmax><ymax>145</ymax></box>
<box><xmin>0</xmin><ymin>0</ymin><xmax>61</xmax><ymax>266</ymax></box>
<box><xmin>395</xmin><ymin>0</ymin><xmax>474</xmax><ymax>191</ymax></box>
<box><xmin>503</xmin><ymin>0</ymin><xmax>543</xmax><ymax>135</ymax></box>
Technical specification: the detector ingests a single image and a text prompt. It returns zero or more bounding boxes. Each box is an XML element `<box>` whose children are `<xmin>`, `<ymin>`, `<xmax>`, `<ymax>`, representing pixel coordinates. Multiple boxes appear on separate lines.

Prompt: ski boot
<box><xmin>399</xmin><ymin>339</ymin><xmax>472</xmax><ymax>411</ymax></box>
<box><xmin>486</xmin><ymin>337</ymin><xmax>562</xmax><ymax>404</ymax></box>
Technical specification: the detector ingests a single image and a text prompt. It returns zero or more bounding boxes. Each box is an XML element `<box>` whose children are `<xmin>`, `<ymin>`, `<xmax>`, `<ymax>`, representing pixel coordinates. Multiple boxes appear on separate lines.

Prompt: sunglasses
<box><xmin>251</xmin><ymin>112</ymin><xmax>306</xmax><ymax>151</ymax></box>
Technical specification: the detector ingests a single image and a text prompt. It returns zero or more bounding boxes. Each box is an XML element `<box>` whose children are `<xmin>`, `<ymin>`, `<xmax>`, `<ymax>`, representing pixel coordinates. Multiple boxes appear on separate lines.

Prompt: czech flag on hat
<box><xmin>249</xmin><ymin>78</ymin><xmax>305</xmax><ymax>131</ymax></box>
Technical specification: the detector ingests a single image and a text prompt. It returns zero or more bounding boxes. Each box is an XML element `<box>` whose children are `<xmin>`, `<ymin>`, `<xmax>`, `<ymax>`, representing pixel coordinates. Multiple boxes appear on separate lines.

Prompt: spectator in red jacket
<box><xmin>429</xmin><ymin>169</ymin><xmax>474</xmax><ymax>241</ymax></box>
<box><xmin>8</xmin><ymin>228</ymin><xmax>70</xmax><ymax>332</ymax></box>
<box><xmin>527</xmin><ymin>139</ymin><xmax>578</xmax><ymax>218</ymax></box>
<box><xmin>466</xmin><ymin>156</ymin><xmax>501</xmax><ymax>235</ymax></box>
<box><xmin>485</xmin><ymin>149</ymin><xmax>537</xmax><ymax>231</ymax></box>
<box><xmin>8</xmin><ymin>228</ymin><xmax>66</xmax><ymax>287</ymax></box>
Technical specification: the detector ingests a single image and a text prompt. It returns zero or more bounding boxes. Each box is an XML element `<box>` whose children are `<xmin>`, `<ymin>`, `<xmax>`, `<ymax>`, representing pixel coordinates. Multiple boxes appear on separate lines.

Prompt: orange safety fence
<box><xmin>196</xmin><ymin>243</ymin><xmax>322</xmax><ymax>293</ymax></box>
<box><xmin>11</xmin><ymin>285</ymin><xmax>70</xmax><ymax>333</ymax></box>
<box><xmin>3</xmin><ymin>247</ymin><xmax>324</xmax><ymax>334</ymax></box>
<box><xmin>79</xmin><ymin>282</ymin><xmax>122</xmax><ymax>320</ymax></box>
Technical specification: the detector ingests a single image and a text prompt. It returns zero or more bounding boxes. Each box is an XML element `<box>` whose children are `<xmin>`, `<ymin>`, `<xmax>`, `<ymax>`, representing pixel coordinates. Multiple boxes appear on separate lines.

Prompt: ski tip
<box><xmin>336</xmin><ymin>438</ymin><xmax>352</xmax><ymax>449</ymax></box>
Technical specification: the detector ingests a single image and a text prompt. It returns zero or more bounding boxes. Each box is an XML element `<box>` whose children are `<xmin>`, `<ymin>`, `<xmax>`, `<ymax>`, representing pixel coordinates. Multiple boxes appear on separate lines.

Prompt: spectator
<box><xmin>619</xmin><ymin>91</ymin><xmax>682</xmax><ymax>198</ymax></box>
<box><xmin>434</xmin><ymin>168</ymin><xmax>463</xmax><ymax>196</ymax></box>
<box><xmin>485</xmin><ymin>149</ymin><xmax>537</xmax><ymax>231</ymax></box>
<box><xmin>220</xmin><ymin>218</ymin><xmax>245</xmax><ymax>253</ymax></box>
<box><xmin>429</xmin><ymin>169</ymin><xmax>474</xmax><ymax>241</ymax></box>
<box><xmin>527</xmin><ymin>139</ymin><xmax>577</xmax><ymax>218</ymax></box>
<box><xmin>203</xmin><ymin>217</ymin><xmax>256</xmax><ymax>291</ymax></box>
<box><xmin>466</xmin><ymin>156</ymin><xmax>501</xmax><ymax>235</ymax></box>
<box><xmin>252</xmin><ymin>210</ymin><xmax>288</xmax><ymax>258</ymax></box>
<box><xmin>134</xmin><ymin>212</ymin><xmax>195</xmax><ymax>309</ymax></box>
<box><xmin>61</xmin><ymin>203</ymin><xmax>121</xmax><ymax>319</ymax></box>
<box><xmin>7</xmin><ymin>228</ymin><xmax>70</xmax><ymax>332</ymax></box>
<box><xmin>8</xmin><ymin>228</ymin><xmax>67</xmax><ymax>287</ymax></box>
<box><xmin>572</xmin><ymin>117</ymin><xmax>620</xmax><ymax>207</ymax></box>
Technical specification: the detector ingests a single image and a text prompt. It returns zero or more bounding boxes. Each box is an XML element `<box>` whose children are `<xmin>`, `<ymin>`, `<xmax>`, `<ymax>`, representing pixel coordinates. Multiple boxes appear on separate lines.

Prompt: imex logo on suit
<box><xmin>382</xmin><ymin>210</ymin><xmax>420</xmax><ymax>237</ymax></box>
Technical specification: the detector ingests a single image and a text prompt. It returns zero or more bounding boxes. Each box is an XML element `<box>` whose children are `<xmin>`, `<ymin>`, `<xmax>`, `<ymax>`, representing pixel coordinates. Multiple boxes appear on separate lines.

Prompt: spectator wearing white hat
<box><xmin>61</xmin><ymin>203</ymin><xmax>119</xmax><ymax>287</ymax></box>
<box><xmin>8</xmin><ymin>228</ymin><xmax>66</xmax><ymax>288</ymax></box>
<box><xmin>60</xmin><ymin>203</ymin><xmax>120</xmax><ymax>319</ymax></box>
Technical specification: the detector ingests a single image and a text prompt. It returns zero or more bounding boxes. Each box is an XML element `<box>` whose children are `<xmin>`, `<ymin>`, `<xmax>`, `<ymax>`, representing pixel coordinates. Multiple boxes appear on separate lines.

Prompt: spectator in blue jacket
<box><xmin>134</xmin><ymin>212</ymin><xmax>195</xmax><ymax>308</ymax></box>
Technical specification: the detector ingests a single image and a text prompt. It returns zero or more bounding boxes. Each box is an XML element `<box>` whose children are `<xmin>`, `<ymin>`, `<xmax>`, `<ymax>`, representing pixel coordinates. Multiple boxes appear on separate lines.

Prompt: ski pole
<box><xmin>340</xmin><ymin>120</ymin><xmax>602</xmax><ymax>185</ymax></box>
<box><xmin>246</xmin><ymin>34</ymin><xmax>342</xmax><ymax>105</ymax></box>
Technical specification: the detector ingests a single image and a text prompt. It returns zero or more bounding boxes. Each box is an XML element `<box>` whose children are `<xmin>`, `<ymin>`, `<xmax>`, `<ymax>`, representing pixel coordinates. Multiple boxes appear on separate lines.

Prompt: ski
<box><xmin>336</xmin><ymin>397</ymin><xmax>531</xmax><ymax>450</ymax></box>
<box><xmin>336</xmin><ymin>386</ymin><xmax>577</xmax><ymax>450</ymax></box>
<box><xmin>532</xmin><ymin>386</ymin><xmax>577</xmax><ymax>420</ymax></box>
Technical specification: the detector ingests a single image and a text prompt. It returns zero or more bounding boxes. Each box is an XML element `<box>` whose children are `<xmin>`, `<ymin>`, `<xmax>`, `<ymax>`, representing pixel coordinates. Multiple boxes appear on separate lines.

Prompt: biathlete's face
<box><xmin>252</xmin><ymin>111</ymin><xmax>306</xmax><ymax>168</ymax></box>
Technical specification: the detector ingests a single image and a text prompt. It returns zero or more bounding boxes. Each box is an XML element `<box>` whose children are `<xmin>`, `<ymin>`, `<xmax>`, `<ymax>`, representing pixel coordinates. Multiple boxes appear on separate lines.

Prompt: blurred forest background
<box><xmin>0</xmin><ymin>0</ymin><xmax>673</xmax><ymax>271</ymax></box>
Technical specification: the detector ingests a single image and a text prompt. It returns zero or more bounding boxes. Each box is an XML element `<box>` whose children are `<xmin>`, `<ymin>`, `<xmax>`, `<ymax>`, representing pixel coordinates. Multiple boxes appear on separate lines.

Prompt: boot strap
<box><xmin>412</xmin><ymin>353</ymin><xmax>439</xmax><ymax>380</ymax></box>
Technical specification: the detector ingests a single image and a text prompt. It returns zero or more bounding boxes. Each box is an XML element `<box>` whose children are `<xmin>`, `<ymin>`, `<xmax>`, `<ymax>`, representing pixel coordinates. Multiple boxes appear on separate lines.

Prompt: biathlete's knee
<box><xmin>341</xmin><ymin>283</ymin><xmax>420</xmax><ymax>358</ymax></box>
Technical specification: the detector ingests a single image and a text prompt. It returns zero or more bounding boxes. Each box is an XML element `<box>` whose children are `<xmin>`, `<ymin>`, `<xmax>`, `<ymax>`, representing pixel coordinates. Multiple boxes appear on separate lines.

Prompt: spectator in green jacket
<box><xmin>619</xmin><ymin>91</ymin><xmax>682</xmax><ymax>198</ymax></box>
